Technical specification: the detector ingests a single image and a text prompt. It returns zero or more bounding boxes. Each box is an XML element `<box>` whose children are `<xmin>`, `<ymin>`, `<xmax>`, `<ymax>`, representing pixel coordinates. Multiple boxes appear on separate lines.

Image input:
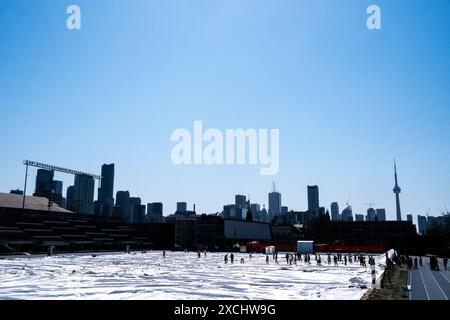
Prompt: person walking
<box><xmin>163</xmin><ymin>250</ymin><xmax>166</xmax><ymax>258</ymax></box>
<box><xmin>327</xmin><ymin>254</ymin><xmax>331</xmax><ymax>265</ymax></box>
<box><xmin>444</xmin><ymin>257</ymin><xmax>448</xmax><ymax>270</ymax></box>
<box><xmin>414</xmin><ymin>257</ymin><xmax>418</xmax><ymax>269</ymax></box>
<box><xmin>266</xmin><ymin>255</ymin><xmax>269</xmax><ymax>264</ymax></box>
<box><xmin>224</xmin><ymin>254</ymin><xmax>228</xmax><ymax>264</ymax></box>
<box><xmin>419</xmin><ymin>256</ymin><xmax>423</xmax><ymax>267</ymax></box>
<box><xmin>230</xmin><ymin>253</ymin><xmax>234</xmax><ymax>264</ymax></box>
<box><xmin>344</xmin><ymin>255</ymin><xmax>347</xmax><ymax>266</ymax></box>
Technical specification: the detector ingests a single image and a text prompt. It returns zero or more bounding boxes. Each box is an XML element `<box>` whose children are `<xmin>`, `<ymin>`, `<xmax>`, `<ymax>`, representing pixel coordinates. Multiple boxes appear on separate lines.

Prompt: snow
<box><xmin>0</xmin><ymin>251</ymin><xmax>389</xmax><ymax>300</ymax></box>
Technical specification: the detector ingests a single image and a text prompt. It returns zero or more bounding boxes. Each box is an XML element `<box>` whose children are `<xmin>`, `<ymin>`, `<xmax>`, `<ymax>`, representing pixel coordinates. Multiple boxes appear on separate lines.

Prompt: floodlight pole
<box><xmin>22</xmin><ymin>163</ymin><xmax>29</xmax><ymax>209</ymax></box>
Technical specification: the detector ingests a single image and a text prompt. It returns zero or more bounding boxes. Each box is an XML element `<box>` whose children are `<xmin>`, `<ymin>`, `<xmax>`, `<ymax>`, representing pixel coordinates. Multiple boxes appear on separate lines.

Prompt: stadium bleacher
<box><xmin>0</xmin><ymin>207</ymin><xmax>153</xmax><ymax>254</ymax></box>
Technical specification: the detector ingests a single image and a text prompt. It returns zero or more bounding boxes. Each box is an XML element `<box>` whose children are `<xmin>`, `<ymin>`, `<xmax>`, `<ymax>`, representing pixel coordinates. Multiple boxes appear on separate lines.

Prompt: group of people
<box><xmin>220</xmin><ymin>251</ymin><xmax>374</xmax><ymax>268</ymax></box>
<box><xmin>400</xmin><ymin>255</ymin><xmax>448</xmax><ymax>271</ymax></box>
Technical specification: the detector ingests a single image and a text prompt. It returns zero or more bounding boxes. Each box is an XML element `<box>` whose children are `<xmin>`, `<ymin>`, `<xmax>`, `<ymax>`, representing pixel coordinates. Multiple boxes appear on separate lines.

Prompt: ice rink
<box><xmin>0</xmin><ymin>251</ymin><xmax>389</xmax><ymax>300</ymax></box>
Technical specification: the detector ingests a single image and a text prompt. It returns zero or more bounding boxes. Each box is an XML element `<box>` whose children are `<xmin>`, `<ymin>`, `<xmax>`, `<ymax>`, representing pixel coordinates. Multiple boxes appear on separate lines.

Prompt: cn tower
<box><xmin>393</xmin><ymin>158</ymin><xmax>402</xmax><ymax>221</ymax></box>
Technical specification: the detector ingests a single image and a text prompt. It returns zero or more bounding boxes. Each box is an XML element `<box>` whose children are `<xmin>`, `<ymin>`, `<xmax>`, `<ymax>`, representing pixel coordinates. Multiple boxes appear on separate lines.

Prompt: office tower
<box><xmin>72</xmin><ymin>174</ymin><xmax>95</xmax><ymax>214</ymax></box>
<box><xmin>33</xmin><ymin>169</ymin><xmax>54</xmax><ymax>199</ymax></box>
<box><xmin>330</xmin><ymin>202</ymin><xmax>339</xmax><ymax>221</ymax></box>
<box><xmin>147</xmin><ymin>202</ymin><xmax>164</xmax><ymax>223</ymax></box>
<box><xmin>366</xmin><ymin>208</ymin><xmax>376</xmax><ymax>221</ymax></box>
<box><xmin>407</xmin><ymin>214</ymin><xmax>413</xmax><ymax>223</ymax></box>
<box><xmin>115</xmin><ymin>191</ymin><xmax>130</xmax><ymax>206</ymax></box>
<box><xmin>281</xmin><ymin>206</ymin><xmax>288</xmax><ymax>215</ymax></box>
<box><xmin>268</xmin><ymin>182</ymin><xmax>281</xmax><ymax>217</ymax></box>
<box><xmin>176</xmin><ymin>202</ymin><xmax>187</xmax><ymax>214</ymax></box>
<box><xmin>128</xmin><ymin>197</ymin><xmax>142</xmax><ymax>223</ymax></box>
<box><xmin>427</xmin><ymin>216</ymin><xmax>436</xmax><ymax>229</ymax></box>
<box><xmin>376</xmin><ymin>209</ymin><xmax>386</xmax><ymax>221</ymax></box>
<box><xmin>129</xmin><ymin>197</ymin><xmax>141</xmax><ymax>206</ymax></box>
<box><xmin>235</xmin><ymin>195</ymin><xmax>246</xmax><ymax>208</ymax></box>
<box><xmin>341</xmin><ymin>206</ymin><xmax>353</xmax><ymax>221</ymax></box>
<box><xmin>223</xmin><ymin>204</ymin><xmax>241</xmax><ymax>220</ymax></box>
<box><xmin>134</xmin><ymin>204</ymin><xmax>146</xmax><ymax>223</ymax></box>
<box><xmin>417</xmin><ymin>215</ymin><xmax>427</xmax><ymax>234</ymax></box>
<box><xmin>307</xmin><ymin>185</ymin><xmax>319</xmax><ymax>215</ymax></box>
<box><xmin>250</xmin><ymin>203</ymin><xmax>260</xmax><ymax>214</ymax></box>
<box><xmin>113</xmin><ymin>191</ymin><xmax>134</xmax><ymax>222</ymax></box>
<box><xmin>97</xmin><ymin>164</ymin><xmax>115</xmax><ymax>216</ymax></box>
<box><xmin>355</xmin><ymin>214</ymin><xmax>364</xmax><ymax>222</ymax></box>
<box><xmin>66</xmin><ymin>186</ymin><xmax>75</xmax><ymax>211</ymax></box>
<box><xmin>50</xmin><ymin>180</ymin><xmax>64</xmax><ymax>206</ymax></box>
<box><xmin>393</xmin><ymin>159</ymin><xmax>402</xmax><ymax>221</ymax></box>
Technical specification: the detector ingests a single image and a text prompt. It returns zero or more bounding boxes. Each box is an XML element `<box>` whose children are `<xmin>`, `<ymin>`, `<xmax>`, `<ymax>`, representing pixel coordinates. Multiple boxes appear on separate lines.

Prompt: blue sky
<box><xmin>0</xmin><ymin>0</ymin><xmax>449</xmax><ymax>221</ymax></box>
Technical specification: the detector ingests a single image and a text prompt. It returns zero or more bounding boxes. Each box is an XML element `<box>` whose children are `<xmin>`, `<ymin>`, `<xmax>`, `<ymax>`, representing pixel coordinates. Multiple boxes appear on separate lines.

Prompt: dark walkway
<box><xmin>408</xmin><ymin>257</ymin><xmax>449</xmax><ymax>300</ymax></box>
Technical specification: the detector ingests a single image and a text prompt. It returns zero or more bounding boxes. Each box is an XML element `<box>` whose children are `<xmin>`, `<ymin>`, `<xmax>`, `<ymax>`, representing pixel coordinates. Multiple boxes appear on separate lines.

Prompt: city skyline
<box><xmin>4</xmin><ymin>158</ymin><xmax>448</xmax><ymax>223</ymax></box>
<box><xmin>0</xmin><ymin>1</ymin><xmax>449</xmax><ymax>219</ymax></box>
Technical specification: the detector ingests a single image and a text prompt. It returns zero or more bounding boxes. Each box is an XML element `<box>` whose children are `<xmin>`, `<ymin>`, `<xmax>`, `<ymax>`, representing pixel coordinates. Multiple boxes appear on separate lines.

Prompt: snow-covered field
<box><xmin>0</xmin><ymin>251</ymin><xmax>390</xmax><ymax>300</ymax></box>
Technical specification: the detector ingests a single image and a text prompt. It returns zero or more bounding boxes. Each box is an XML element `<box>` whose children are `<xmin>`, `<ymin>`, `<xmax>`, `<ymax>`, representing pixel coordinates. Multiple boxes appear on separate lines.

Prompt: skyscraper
<box><xmin>330</xmin><ymin>202</ymin><xmax>339</xmax><ymax>221</ymax></box>
<box><xmin>33</xmin><ymin>169</ymin><xmax>54</xmax><ymax>199</ymax></box>
<box><xmin>177</xmin><ymin>202</ymin><xmax>187</xmax><ymax>214</ymax></box>
<box><xmin>66</xmin><ymin>186</ymin><xmax>76</xmax><ymax>211</ymax></box>
<box><xmin>147</xmin><ymin>202</ymin><xmax>164</xmax><ymax>223</ymax></box>
<box><xmin>97</xmin><ymin>164</ymin><xmax>115</xmax><ymax>216</ymax></box>
<box><xmin>72</xmin><ymin>174</ymin><xmax>95</xmax><ymax>214</ymax></box>
<box><xmin>417</xmin><ymin>215</ymin><xmax>427</xmax><ymax>234</ymax></box>
<box><xmin>115</xmin><ymin>191</ymin><xmax>130</xmax><ymax>206</ymax></box>
<box><xmin>376</xmin><ymin>209</ymin><xmax>386</xmax><ymax>221</ymax></box>
<box><xmin>393</xmin><ymin>159</ymin><xmax>402</xmax><ymax>221</ymax></box>
<box><xmin>51</xmin><ymin>180</ymin><xmax>64</xmax><ymax>207</ymax></box>
<box><xmin>268</xmin><ymin>182</ymin><xmax>281</xmax><ymax>217</ymax></box>
<box><xmin>307</xmin><ymin>185</ymin><xmax>319</xmax><ymax>215</ymax></box>
<box><xmin>341</xmin><ymin>206</ymin><xmax>353</xmax><ymax>221</ymax></box>
<box><xmin>366</xmin><ymin>208</ymin><xmax>377</xmax><ymax>221</ymax></box>
<box><xmin>407</xmin><ymin>214</ymin><xmax>413</xmax><ymax>223</ymax></box>
<box><xmin>115</xmin><ymin>190</ymin><xmax>130</xmax><ymax>220</ymax></box>
<box><xmin>235</xmin><ymin>195</ymin><xmax>246</xmax><ymax>208</ymax></box>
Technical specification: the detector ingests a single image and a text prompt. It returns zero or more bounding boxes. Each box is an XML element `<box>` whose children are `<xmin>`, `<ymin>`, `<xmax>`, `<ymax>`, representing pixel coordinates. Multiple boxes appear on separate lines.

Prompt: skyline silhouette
<box><xmin>0</xmin><ymin>0</ymin><xmax>449</xmax><ymax>218</ymax></box>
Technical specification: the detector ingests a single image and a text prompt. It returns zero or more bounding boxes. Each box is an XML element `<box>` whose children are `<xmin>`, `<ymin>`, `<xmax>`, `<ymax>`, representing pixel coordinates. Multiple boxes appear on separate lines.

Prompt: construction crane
<box><xmin>345</xmin><ymin>194</ymin><xmax>351</xmax><ymax>207</ymax></box>
<box><xmin>22</xmin><ymin>160</ymin><xmax>101</xmax><ymax>209</ymax></box>
<box><xmin>364</xmin><ymin>202</ymin><xmax>376</xmax><ymax>209</ymax></box>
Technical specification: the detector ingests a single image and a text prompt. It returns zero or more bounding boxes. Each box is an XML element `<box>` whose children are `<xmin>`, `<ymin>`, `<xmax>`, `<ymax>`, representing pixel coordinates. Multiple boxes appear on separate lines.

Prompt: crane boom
<box><xmin>23</xmin><ymin>160</ymin><xmax>101</xmax><ymax>179</ymax></box>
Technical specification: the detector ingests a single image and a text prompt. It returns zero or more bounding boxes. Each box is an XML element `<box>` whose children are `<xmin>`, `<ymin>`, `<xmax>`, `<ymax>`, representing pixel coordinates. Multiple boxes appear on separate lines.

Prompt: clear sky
<box><xmin>0</xmin><ymin>0</ymin><xmax>449</xmax><ymax>221</ymax></box>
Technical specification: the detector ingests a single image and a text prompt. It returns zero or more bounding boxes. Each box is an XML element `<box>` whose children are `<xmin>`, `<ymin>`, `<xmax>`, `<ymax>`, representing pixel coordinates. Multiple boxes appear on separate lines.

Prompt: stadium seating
<box><xmin>0</xmin><ymin>208</ymin><xmax>152</xmax><ymax>254</ymax></box>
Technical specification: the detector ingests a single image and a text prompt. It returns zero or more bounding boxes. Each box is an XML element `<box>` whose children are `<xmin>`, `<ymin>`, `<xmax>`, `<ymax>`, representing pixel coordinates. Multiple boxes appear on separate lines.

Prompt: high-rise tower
<box><xmin>393</xmin><ymin>159</ymin><xmax>402</xmax><ymax>221</ymax></box>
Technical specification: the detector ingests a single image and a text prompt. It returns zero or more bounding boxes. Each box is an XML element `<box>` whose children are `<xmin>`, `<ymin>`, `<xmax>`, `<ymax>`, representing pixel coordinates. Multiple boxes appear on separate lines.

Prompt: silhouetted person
<box><xmin>230</xmin><ymin>253</ymin><xmax>234</xmax><ymax>264</ymax></box>
<box><xmin>344</xmin><ymin>255</ymin><xmax>347</xmax><ymax>266</ymax></box>
<box><xmin>266</xmin><ymin>255</ymin><xmax>269</xmax><ymax>264</ymax></box>
<box><xmin>163</xmin><ymin>250</ymin><xmax>166</xmax><ymax>258</ymax></box>
<box><xmin>444</xmin><ymin>257</ymin><xmax>448</xmax><ymax>270</ymax></box>
<box><xmin>414</xmin><ymin>257</ymin><xmax>418</xmax><ymax>269</ymax></box>
<box><xmin>198</xmin><ymin>251</ymin><xmax>201</xmax><ymax>258</ymax></box>
<box><xmin>286</xmin><ymin>253</ymin><xmax>290</xmax><ymax>264</ymax></box>
<box><xmin>224</xmin><ymin>254</ymin><xmax>228</xmax><ymax>264</ymax></box>
<box><xmin>241</xmin><ymin>258</ymin><xmax>245</xmax><ymax>264</ymax></box>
